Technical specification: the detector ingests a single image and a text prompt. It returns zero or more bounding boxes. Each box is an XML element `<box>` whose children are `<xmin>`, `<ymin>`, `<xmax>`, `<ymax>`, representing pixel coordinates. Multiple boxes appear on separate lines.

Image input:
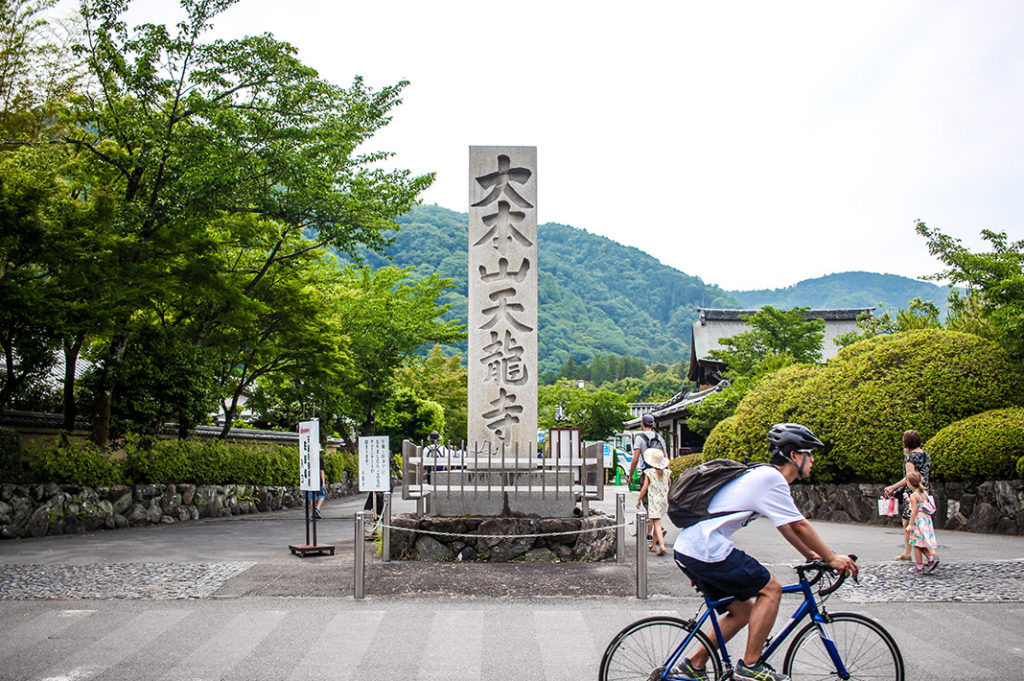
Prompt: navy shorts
<box><xmin>674</xmin><ymin>548</ymin><xmax>771</xmax><ymax>610</ymax></box>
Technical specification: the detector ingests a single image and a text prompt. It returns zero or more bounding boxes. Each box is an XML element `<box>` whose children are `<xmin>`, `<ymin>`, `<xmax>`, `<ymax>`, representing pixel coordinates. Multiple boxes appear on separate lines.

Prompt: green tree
<box><xmin>708</xmin><ymin>306</ymin><xmax>825</xmax><ymax>376</ymax></box>
<box><xmin>377</xmin><ymin>386</ymin><xmax>445</xmax><ymax>452</ymax></box>
<box><xmin>61</xmin><ymin>0</ymin><xmax>431</xmax><ymax>447</ymax></box>
<box><xmin>916</xmin><ymin>222</ymin><xmax>1024</xmax><ymax>362</ymax></box>
<box><xmin>834</xmin><ymin>297</ymin><xmax>943</xmax><ymax>349</ymax></box>
<box><xmin>538</xmin><ymin>379</ymin><xmax>631</xmax><ymax>441</ymax></box>
<box><xmin>393</xmin><ymin>345</ymin><xmax>468</xmax><ymax>443</ymax></box>
<box><xmin>325</xmin><ymin>266</ymin><xmax>464</xmax><ymax>441</ymax></box>
<box><xmin>688</xmin><ymin>307</ymin><xmax>825</xmax><ymax>436</ymax></box>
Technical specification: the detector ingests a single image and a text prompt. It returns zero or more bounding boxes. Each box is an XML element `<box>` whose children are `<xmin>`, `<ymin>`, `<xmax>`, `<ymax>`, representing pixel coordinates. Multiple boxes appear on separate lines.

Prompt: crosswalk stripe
<box><xmin>0</xmin><ymin>609</ymin><xmax>96</xmax><ymax>662</ymax></box>
<box><xmin>532</xmin><ymin>609</ymin><xmax>600</xmax><ymax>681</ymax></box>
<box><xmin>164</xmin><ymin>610</ymin><xmax>287</xmax><ymax>681</ymax></box>
<box><xmin>37</xmin><ymin>609</ymin><xmax>191</xmax><ymax>681</ymax></box>
<box><xmin>286</xmin><ymin>610</ymin><xmax>387</xmax><ymax>681</ymax></box>
<box><xmin>417</xmin><ymin>609</ymin><xmax>484</xmax><ymax>681</ymax></box>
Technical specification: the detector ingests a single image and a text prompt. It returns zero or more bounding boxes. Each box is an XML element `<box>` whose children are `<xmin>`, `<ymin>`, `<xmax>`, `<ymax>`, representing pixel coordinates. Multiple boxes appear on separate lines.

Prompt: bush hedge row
<box><xmin>702</xmin><ymin>330</ymin><xmax>1024</xmax><ymax>483</ymax></box>
<box><xmin>927</xmin><ymin>408</ymin><xmax>1024</xmax><ymax>482</ymax></box>
<box><xmin>14</xmin><ymin>437</ymin><xmax>358</xmax><ymax>488</ymax></box>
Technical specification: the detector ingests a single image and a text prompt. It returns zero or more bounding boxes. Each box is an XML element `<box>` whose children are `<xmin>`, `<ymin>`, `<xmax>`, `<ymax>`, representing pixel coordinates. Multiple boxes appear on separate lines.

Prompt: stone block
<box><xmin>414</xmin><ymin>535</ymin><xmax>453</xmax><ymax>561</ymax></box>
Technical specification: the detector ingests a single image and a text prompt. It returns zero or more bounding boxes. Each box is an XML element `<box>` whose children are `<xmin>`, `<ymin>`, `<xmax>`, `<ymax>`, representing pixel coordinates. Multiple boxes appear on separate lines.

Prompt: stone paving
<box><xmin>836</xmin><ymin>558</ymin><xmax>1024</xmax><ymax>603</ymax></box>
<box><xmin>2</xmin><ymin>558</ymin><xmax>1023</xmax><ymax>602</ymax></box>
<box><xmin>0</xmin><ymin>561</ymin><xmax>255</xmax><ymax>599</ymax></box>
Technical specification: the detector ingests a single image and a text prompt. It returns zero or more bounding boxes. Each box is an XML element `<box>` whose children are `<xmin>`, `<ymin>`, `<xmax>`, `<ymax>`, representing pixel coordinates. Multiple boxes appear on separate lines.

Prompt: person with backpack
<box><xmin>671</xmin><ymin>423</ymin><xmax>858</xmax><ymax>681</ymax></box>
<box><xmin>629</xmin><ymin>413</ymin><xmax>665</xmax><ymax>541</ymax></box>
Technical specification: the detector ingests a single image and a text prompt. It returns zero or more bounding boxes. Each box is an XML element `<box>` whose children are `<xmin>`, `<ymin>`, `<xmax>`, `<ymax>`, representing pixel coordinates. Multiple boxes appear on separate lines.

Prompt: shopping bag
<box><xmin>877</xmin><ymin>496</ymin><xmax>897</xmax><ymax>516</ymax></box>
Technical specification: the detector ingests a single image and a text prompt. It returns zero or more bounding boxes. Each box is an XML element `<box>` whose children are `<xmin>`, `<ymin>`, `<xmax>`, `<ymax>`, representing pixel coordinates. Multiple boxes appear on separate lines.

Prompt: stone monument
<box><xmin>467</xmin><ymin>146</ymin><xmax>538</xmax><ymax>454</ymax></box>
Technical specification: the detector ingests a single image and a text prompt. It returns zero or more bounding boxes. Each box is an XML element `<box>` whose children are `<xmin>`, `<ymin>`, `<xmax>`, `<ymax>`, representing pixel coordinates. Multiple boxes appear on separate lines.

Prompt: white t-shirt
<box><xmin>672</xmin><ymin>464</ymin><xmax>805</xmax><ymax>562</ymax></box>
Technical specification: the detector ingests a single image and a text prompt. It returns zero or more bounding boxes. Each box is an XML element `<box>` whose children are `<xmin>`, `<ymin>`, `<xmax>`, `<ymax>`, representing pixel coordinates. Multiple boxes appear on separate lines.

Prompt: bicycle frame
<box><xmin>661</xmin><ymin>577</ymin><xmax>850</xmax><ymax>680</ymax></box>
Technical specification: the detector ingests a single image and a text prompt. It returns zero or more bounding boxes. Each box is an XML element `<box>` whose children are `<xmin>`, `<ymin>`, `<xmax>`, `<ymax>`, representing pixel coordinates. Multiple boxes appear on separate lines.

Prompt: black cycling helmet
<box><xmin>768</xmin><ymin>423</ymin><xmax>823</xmax><ymax>454</ymax></box>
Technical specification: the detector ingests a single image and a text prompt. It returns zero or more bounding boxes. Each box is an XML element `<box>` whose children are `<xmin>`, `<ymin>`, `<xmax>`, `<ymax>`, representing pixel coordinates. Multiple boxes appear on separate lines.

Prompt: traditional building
<box><xmin>687</xmin><ymin>307</ymin><xmax>872</xmax><ymax>388</ymax></box>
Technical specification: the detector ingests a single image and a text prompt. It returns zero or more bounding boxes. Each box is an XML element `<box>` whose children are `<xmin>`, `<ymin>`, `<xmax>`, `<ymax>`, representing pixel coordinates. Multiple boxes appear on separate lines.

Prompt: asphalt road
<box><xmin>2</xmin><ymin>485</ymin><xmax>1023</xmax><ymax>680</ymax></box>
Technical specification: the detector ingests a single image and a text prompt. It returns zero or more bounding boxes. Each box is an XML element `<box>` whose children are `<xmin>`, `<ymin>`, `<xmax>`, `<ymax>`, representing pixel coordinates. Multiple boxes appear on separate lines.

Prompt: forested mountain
<box><xmin>342</xmin><ymin>204</ymin><xmax>737</xmax><ymax>375</ymax></box>
<box><xmin>346</xmin><ymin>205</ymin><xmax>957</xmax><ymax>376</ymax></box>
<box><xmin>729</xmin><ymin>272</ymin><xmax>956</xmax><ymax>311</ymax></box>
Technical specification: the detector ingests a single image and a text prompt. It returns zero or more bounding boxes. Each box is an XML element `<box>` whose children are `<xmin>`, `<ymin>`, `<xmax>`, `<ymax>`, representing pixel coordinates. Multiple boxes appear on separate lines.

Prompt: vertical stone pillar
<box><xmin>467</xmin><ymin>146</ymin><xmax>538</xmax><ymax>454</ymax></box>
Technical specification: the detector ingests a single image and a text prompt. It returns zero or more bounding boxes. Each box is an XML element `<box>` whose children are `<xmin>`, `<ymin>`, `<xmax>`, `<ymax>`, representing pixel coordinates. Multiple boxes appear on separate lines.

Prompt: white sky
<box><xmin>58</xmin><ymin>0</ymin><xmax>1024</xmax><ymax>290</ymax></box>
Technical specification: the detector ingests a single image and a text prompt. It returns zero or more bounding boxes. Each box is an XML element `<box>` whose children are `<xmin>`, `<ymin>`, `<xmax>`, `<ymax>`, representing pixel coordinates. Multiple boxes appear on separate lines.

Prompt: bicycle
<box><xmin>599</xmin><ymin>556</ymin><xmax>904</xmax><ymax>681</ymax></box>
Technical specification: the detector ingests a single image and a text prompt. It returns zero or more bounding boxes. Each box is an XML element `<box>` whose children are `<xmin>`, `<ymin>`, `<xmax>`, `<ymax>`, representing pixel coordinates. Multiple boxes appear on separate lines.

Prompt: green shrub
<box><xmin>124</xmin><ymin>438</ymin><xmax>301</xmax><ymax>486</ymax></box>
<box><xmin>668</xmin><ymin>453</ymin><xmax>703</xmax><ymax>479</ymax></box>
<box><xmin>927</xmin><ymin>408</ymin><xmax>1024</xmax><ymax>481</ymax></box>
<box><xmin>702</xmin><ymin>364</ymin><xmax>823</xmax><ymax>465</ymax></box>
<box><xmin>702</xmin><ymin>330</ymin><xmax>1024</xmax><ymax>483</ymax></box>
<box><xmin>24</xmin><ymin>439</ymin><xmax>125</xmax><ymax>487</ymax></box>
<box><xmin>0</xmin><ymin>426</ymin><xmax>22</xmax><ymax>480</ymax></box>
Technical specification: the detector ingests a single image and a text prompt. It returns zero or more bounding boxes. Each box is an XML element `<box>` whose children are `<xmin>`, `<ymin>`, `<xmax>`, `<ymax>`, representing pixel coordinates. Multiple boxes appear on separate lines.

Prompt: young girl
<box><xmin>905</xmin><ymin>471</ymin><xmax>939</xmax><ymax>573</ymax></box>
<box><xmin>637</xmin><ymin>447</ymin><xmax>671</xmax><ymax>555</ymax></box>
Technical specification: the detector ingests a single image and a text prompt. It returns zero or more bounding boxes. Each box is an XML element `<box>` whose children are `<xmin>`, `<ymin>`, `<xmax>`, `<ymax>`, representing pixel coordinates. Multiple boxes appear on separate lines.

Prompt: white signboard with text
<box><xmin>298</xmin><ymin>419</ymin><xmax>320</xmax><ymax>492</ymax></box>
<box><xmin>358</xmin><ymin>436</ymin><xmax>391</xmax><ymax>492</ymax></box>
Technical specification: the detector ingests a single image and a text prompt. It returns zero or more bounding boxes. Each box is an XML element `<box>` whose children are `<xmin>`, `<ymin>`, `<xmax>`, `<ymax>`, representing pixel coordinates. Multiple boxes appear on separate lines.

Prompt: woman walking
<box><xmin>884</xmin><ymin>429</ymin><xmax>931</xmax><ymax>561</ymax></box>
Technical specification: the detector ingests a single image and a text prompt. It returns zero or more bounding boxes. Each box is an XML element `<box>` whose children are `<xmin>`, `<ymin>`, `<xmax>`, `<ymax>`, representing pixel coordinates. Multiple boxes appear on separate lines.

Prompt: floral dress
<box><xmin>909</xmin><ymin>492</ymin><xmax>938</xmax><ymax>551</ymax></box>
<box><xmin>645</xmin><ymin>468</ymin><xmax>670</xmax><ymax>519</ymax></box>
<box><xmin>901</xmin><ymin>449</ymin><xmax>931</xmax><ymax>520</ymax></box>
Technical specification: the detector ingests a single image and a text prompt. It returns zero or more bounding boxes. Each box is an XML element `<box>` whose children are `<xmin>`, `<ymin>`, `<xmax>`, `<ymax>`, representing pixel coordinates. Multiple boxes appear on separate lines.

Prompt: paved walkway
<box><xmin>2</xmin><ymin>485</ymin><xmax>1024</xmax><ymax>680</ymax></box>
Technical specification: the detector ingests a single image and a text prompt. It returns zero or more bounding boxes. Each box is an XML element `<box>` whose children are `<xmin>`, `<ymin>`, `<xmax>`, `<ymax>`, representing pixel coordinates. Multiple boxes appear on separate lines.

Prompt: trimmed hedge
<box><xmin>667</xmin><ymin>452</ymin><xmax>703</xmax><ymax>479</ymax></box>
<box><xmin>18</xmin><ymin>438</ymin><xmax>358</xmax><ymax>488</ymax></box>
<box><xmin>927</xmin><ymin>408</ymin><xmax>1024</xmax><ymax>482</ymax></box>
<box><xmin>702</xmin><ymin>330</ymin><xmax>1024</xmax><ymax>483</ymax></box>
<box><xmin>702</xmin><ymin>363</ymin><xmax>824</xmax><ymax>466</ymax></box>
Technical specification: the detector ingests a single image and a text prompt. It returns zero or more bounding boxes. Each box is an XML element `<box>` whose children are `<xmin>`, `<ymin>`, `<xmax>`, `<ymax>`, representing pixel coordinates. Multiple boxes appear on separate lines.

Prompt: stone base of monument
<box><xmin>388</xmin><ymin>512</ymin><xmax>616</xmax><ymax>562</ymax></box>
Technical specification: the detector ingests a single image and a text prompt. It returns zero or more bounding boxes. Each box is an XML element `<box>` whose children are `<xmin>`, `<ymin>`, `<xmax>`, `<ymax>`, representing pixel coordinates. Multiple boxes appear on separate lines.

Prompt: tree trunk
<box><xmin>61</xmin><ymin>335</ymin><xmax>84</xmax><ymax>432</ymax></box>
<box><xmin>91</xmin><ymin>329</ymin><xmax>130</xmax><ymax>449</ymax></box>
<box><xmin>218</xmin><ymin>396</ymin><xmax>240</xmax><ymax>439</ymax></box>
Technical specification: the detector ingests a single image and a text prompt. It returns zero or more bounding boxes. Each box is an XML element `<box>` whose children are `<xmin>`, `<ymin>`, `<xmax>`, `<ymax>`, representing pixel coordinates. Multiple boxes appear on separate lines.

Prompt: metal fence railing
<box><xmin>401</xmin><ymin>439</ymin><xmax>605</xmax><ymax>516</ymax></box>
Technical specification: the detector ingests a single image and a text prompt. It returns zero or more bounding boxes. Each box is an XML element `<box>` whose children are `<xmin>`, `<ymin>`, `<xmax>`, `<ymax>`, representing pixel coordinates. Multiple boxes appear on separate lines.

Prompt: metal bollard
<box><xmin>635</xmin><ymin>509</ymin><xmax>648</xmax><ymax>599</ymax></box>
<box><xmin>616</xmin><ymin>493</ymin><xmax>625</xmax><ymax>564</ymax></box>
<box><xmin>354</xmin><ymin>511</ymin><xmax>366</xmax><ymax>599</ymax></box>
<box><xmin>382</xmin><ymin>492</ymin><xmax>391</xmax><ymax>563</ymax></box>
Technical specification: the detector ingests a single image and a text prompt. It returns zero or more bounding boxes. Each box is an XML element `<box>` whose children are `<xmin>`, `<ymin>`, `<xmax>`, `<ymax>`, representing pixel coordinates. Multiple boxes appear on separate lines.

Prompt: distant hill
<box><xmin>341</xmin><ymin>205</ymin><xmax>737</xmax><ymax>375</ymax></box>
<box><xmin>342</xmin><ymin>206</ymin><xmax>958</xmax><ymax>375</ymax></box>
<box><xmin>728</xmin><ymin>272</ymin><xmax>956</xmax><ymax>312</ymax></box>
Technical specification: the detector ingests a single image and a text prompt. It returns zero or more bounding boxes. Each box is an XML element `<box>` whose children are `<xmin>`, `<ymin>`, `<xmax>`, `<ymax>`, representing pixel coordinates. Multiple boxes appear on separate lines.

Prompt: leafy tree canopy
<box><xmin>916</xmin><ymin>222</ymin><xmax>1024</xmax><ymax>363</ymax></box>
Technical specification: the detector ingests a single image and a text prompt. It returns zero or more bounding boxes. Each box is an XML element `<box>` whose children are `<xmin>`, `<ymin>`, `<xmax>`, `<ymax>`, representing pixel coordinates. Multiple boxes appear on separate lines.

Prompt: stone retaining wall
<box><xmin>791</xmin><ymin>479</ymin><xmax>1024</xmax><ymax>535</ymax></box>
<box><xmin>387</xmin><ymin>513</ymin><xmax>617</xmax><ymax>562</ymax></box>
<box><xmin>0</xmin><ymin>477</ymin><xmax>360</xmax><ymax>539</ymax></box>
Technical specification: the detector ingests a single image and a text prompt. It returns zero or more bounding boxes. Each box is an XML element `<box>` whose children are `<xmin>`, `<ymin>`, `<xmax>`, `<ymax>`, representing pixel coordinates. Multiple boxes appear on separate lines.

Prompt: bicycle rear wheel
<box><xmin>782</xmin><ymin>612</ymin><xmax>904</xmax><ymax>681</ymax></box>
<box><xmin>599</xmin><ymin>616</ymin><xmax>723</xmax><ymax>681</ymax></box>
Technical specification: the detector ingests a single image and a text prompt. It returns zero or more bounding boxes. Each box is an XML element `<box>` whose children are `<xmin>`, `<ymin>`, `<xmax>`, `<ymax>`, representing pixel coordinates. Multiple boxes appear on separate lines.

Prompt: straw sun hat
<box><xmin>643</xmin><ymin>447</ymin><xmax>669</xmax><ymax>470</ymax></box>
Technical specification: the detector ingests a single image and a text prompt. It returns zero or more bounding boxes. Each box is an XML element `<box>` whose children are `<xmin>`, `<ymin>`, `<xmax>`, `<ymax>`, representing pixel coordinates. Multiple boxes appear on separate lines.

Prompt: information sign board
<box><xmin>298</xmin><ymin>419</ymin><xmax>320</xmax><ymax>492</ymax></box>
<box><xmin>358</xmin><ymin>436</ymin><xmax>391</xmax><ymax>492</ymax></box>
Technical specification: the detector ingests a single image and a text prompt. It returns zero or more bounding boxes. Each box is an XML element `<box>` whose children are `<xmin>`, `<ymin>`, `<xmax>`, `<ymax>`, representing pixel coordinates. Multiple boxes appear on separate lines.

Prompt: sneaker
<box><xmin>908</xmin><ymin>564</ymin><xmax>923</xmax><ymax>573</ymax></box>
<box><xmin>678</xmin><ymin>657</ymin><xmax>709</xmax><ymax>681</ymax></box>
<box><xmin>735</xmin><ymin>660</ymin><xmax>789</xmax><ymax>681</ymax></box>
<box><xmin>313</xmin><ymin>508</ymin><xmax>323</xmax><ymax>519</ymax></box>
<box><xmin>926</xmin><ymin>556</ymin><xmax>940</xmax><ymax>573</ymax></box>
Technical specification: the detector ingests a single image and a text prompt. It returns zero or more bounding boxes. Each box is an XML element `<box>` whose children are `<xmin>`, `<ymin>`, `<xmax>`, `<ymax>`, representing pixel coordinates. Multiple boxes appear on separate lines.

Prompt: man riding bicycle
<box><xmin>673</xmin><ymin>423</ymin><xmax>858</xmax><ymax>681</ymax></box>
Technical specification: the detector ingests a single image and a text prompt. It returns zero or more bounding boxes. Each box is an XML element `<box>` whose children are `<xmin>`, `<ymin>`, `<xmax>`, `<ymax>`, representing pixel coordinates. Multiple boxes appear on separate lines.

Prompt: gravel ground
<box><xmin>2</xmin><ymin>558</ymin><xmax>1022</xmax><ymax>602</ymax></box>
<box><xmin>0</xmin><ymin>561</ymin><xmax>255</xmax><ymax>599</ymax></box>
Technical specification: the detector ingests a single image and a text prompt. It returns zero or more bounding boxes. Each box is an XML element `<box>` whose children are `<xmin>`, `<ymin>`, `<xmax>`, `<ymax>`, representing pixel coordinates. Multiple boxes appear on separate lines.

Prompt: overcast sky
<box><xmin>65</xmin><ymin>0</ymin><xmax>1024</xmax><ymax>291</ymax></box>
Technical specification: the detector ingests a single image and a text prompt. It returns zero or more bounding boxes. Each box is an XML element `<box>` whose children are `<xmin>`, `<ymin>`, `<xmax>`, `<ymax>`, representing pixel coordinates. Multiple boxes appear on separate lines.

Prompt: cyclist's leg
<box><xmin>741</xmin><ymin>576</ymin><xmax>782</xmax><ymax>666</ymax></box>
<box><xmin>676</xmin><ymin>549</ymin><xmax>772</xmax><ymax>669</ymax></box>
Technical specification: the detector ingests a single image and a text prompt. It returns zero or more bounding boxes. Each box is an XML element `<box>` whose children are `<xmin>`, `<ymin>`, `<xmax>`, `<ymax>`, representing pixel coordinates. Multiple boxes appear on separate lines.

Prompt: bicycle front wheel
<box><xmin>599</xmin><ymin>616</ymin><xmax>722</xmax><ymax>681</ymax></box>
<box><xmin>782</xmin><ymin>612</ymin><xmax>904</xmax><ymax>681</ymax></box>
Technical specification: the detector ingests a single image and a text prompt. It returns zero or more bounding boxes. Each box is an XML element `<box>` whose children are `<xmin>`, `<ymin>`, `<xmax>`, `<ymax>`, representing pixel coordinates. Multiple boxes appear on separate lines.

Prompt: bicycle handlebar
<box><xmin>795</xmin><ymin>554</ymin><xmax>858</xmax><ymax>597</ymax></box>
